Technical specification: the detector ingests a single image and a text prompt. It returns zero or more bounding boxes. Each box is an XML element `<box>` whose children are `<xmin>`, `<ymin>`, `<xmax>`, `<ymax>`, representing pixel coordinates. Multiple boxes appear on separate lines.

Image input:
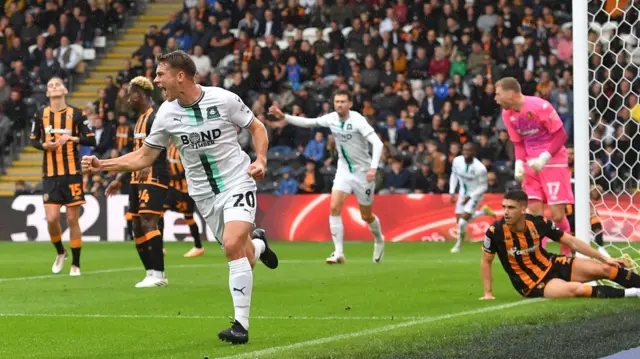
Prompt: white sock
<box><xmin>329</xmin><ymin>216</ymin><xmax>344</xmax><ymax>255</ymax></box>
<box><xmin>368</xmin><ymin>215</ymin><xmax>384</xmax><ymax>243</ymax></box>
<box><xmin>229</xmin><ymin>257</ymin><xmax>253</xmax><ymax>330</ymax></box>
<box><xmin>153</xmin><ymin>270</ymin><xmax>165</xmax><ymax>279</ymax></box>
<box><xmin>456</xmin><ymin>218</ymin><xmax>468</xmax><ymax>247</ymax></box>
<box><xmin>252</xmin><ymin>239</ymin><xmax>265</xmax><ymax>263</ymax></box>
<box><xmin>624</xmin><ymin>288</ymin><xmax>639</xmax><ymax>298</ymax></box>
<box><xmin>471</xmin><ymin>210</ymin><xmax>483</xmax><ymax>220</ymax></box>
<box><xmin>146</xmin><ymin>269</ymin><xmax>153</xmax><ymax>277</ymax></box>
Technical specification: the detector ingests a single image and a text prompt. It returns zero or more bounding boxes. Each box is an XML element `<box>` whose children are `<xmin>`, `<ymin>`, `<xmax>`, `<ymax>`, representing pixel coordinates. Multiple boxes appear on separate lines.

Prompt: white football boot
<box><xmin>51</xmin><ymin>251</ymin><xmax>68</xmax><ymax>274</ymax></box>
<box><xmin>450</xmin><ymin>243</ymin><xmax>462</xmax><ymax>254</ymax></box>
<box><xmin>69</xmin><ymin>266</ymin><xmax>81</xmax><ymax>276</ymax></box>
<box><xmin>135</xmin><ymin>271</ymin><xmax>168</xmax><ymax>288</ymax></box>
<box><xmin>326</xmin><ymin>252</ymin><xmax>345</xmax><ymax>264</ymax></box>
<box><xmin>373</xmin><ymin>238</ymin><xmax>385</xmax><ymax>263</ymax></box>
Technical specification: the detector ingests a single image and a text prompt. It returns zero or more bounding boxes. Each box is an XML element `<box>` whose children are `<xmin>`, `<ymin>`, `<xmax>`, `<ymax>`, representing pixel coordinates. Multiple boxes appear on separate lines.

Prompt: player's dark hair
<box><xmin>496</xmin><ymin>77</ymin><xmax>522</xmax><ymax>93</ymax></box>
<box><xmin>333</xmin><ymin>89</ymin><xmax>352</xmax><ymax>101</ymax></box>
<box><xmin>157</xmin><ymin>50</ymin><xmax>197</xmax><ymax>78</ymax></box>
<box><xmin>504</xmin><ymin>190</ymin><xmax>528</xmax><ymax>205</ymax></box>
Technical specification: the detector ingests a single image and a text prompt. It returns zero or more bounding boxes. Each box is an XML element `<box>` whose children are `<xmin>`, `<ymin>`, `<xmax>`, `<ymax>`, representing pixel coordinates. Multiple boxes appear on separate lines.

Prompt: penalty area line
<box><xmin>218</xmin><ymin>299</ymin><xmax>546</xmax><ymax>359</ymax></box>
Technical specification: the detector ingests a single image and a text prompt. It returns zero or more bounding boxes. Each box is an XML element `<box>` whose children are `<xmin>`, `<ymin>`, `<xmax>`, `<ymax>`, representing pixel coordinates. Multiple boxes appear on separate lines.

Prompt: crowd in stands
<box><xmin>6</xmin><ymin>0</ymin><xmax>640</xmax><ymax>197</ymax></box>
<box><xmin>0</xmin><ymin>0</ymin><xmax>135</xmax><ymax>175</ymax></box>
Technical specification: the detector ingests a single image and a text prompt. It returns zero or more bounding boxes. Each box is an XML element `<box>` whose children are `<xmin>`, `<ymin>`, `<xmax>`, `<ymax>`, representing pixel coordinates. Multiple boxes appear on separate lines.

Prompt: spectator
<box><xmin>91</xmin><ymin>116</ymin><xmax>114</xmax><ymax>158</ymax></box>
<box><xmin>298</xmin><ymin>159</ymin><xmax>324</xmax><ymax>194</ymax></box>
<box><xmin>191</xmin><ymin>45</ymin><xmax>212</xmax><ymax>76</ymax></box>
<box><xmin>413</xmin><ymin>160</ymin><xmax>437</xmax><ymax>193</ymax></box>
<box><xmin>487</xmin><ymin>171</ymin><xmax>504</xmax><ymax>193</ymax></box>
<box><xmin>380</xmin><ymin>156</ymin><xmax>411</xmax><ymax>194</ymax></box>
<box><xmin>14</xmin><ymin>180</ymin><xmax>34</xmax><ymax>196</ymax></box>
<box><xmin>274</xmin><ymin>168</ymin><xmax>298</xmax><ymax>195</ymax></box>
<box><xmin>304</xmin><ymin>131</ymin><xmax>326</xmax><ymax>163</ymax></box>
<box><xmin>54</xmin><ymin>36</ymin><xmax>81</xmax><ymax>74</ymax></box>
<box><xmin>5</xmin><ymin>89</ymin><xmax>27</xmax><ymax>134</ymax></box>
<box><xmin>0</xmin><ymin>77</ymin><xmax>10</xmax><ymax>105</ymax></box>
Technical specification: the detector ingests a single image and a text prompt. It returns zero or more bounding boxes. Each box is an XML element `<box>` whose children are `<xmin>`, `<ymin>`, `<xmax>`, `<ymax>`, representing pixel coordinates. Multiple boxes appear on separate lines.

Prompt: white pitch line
<box><xmin>0</xmin><ymin>313</ymin><xmax>443</xmax><ymax>321</ymax></box>
<box><xmin>0</xmin><ymin>258</ymin><xmax>479</xmax><ymax>283</ymax></box>
<box><xmin>218</xmin><ymin>299</ymin><xmax>545</xmax><ymax>359</ymax></box>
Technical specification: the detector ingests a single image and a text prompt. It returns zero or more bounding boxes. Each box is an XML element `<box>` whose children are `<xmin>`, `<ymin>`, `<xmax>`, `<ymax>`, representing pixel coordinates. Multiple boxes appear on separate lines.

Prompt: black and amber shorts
<box><xmin>163</xmin><ymin>187</ymin><xmax>195</xmax><ymax>214</ymax></box>
<box><xmin>526</xmin><ymin>255</ymin><xmax>575</xmax><ymax>298</ymax></box>
<box><xmin>42</xmin><ymin>175</ymin><xmax>85</xmax><ymax>207</ymax></box>
<box><xmin>128</xmin><ymin>183</ymin><xmax>167</xmax><ymax>216</ymax></box>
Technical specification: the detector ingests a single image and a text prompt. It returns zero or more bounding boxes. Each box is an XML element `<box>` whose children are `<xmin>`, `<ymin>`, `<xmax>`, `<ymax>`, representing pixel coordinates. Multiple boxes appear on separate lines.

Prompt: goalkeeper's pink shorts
<box><xmin>523</xmin><ymin>165</ymin><xmax>574</xmax><ymax>205</ymax></box>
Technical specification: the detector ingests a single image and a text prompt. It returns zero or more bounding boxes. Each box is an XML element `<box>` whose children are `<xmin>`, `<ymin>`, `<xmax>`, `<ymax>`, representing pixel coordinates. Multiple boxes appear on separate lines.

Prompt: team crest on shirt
<box><xmin>206</xmin><ymin>106</ymin><xmax>221</xmax><ymax>120</ymax></box>
<box><xmin>346</xmin><ymin>124</ymin><xmax>353</xmax><ymax>131</ymax></box>
<box><xmin>66</xmin><ymin>112</ymin><xmax>74</xmax><ymax>121</ymax></box>
<box><xmin>527</xmin><ymin>111</ymin><xmax>534</xmax><ymax>119</ymax></box>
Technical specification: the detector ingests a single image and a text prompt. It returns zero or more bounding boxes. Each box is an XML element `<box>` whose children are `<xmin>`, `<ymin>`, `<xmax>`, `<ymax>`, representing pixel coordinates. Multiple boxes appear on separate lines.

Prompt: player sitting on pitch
<box><xmin>480</xmin><ymin>190</ymin><xmax>640</xmax><ymax>299</ymax></box>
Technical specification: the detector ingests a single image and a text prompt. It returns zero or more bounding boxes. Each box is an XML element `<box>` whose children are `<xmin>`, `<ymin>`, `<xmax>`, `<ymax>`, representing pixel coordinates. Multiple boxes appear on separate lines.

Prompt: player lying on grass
<box><xmin>480</xmin><ymin>190</ymin><xmax>640</xmax><ymax>299</ymax></box>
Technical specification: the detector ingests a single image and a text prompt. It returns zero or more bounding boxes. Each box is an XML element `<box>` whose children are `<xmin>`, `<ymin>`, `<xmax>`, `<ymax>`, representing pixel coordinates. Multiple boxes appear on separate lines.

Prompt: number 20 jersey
<box><xmin>145</xmin><ymin>86</ymin><xmax>255</xmax><ymax>201</ymax></box>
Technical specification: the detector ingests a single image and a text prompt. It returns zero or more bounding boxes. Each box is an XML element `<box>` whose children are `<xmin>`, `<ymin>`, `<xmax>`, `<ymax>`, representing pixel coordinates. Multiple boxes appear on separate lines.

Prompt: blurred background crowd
<box><xmin>2</xmin><ymin>0</ymin><xmax>639</xmax><ymax>198</ymax></box>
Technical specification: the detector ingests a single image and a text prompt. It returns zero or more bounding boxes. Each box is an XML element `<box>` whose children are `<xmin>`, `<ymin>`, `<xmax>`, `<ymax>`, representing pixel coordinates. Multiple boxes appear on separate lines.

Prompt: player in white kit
<box><xmin>269</xmin><ymin>89</ymin><xmax>385</xmax><ymax>264</ymax></box>
<box><xmin>449</xmin><ymin>143</ymin><xmax>495</xmax><ymax>253</ymax></box>
<box><xmin>81</xmin><ymin>50</ymin><xmax>277</xmax><ymax>345</ymax></box>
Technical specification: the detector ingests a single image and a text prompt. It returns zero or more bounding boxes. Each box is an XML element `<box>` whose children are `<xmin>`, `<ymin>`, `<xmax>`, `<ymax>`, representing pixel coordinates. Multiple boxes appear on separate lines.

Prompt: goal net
<box><xmin>584</xmin><ymin>0</ymin><xmax>640</xmax><ymax>269</ymax></box>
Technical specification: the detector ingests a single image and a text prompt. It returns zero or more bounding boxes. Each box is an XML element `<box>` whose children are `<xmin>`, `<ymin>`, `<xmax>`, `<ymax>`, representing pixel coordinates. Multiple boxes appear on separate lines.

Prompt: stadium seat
<box><xmin>71</xmin><ymin>44</ymin><xmax>85</xmax><ymax>60</ymax></box>
<box><xmin>28</xmin><ymin>44</ymin><xmax>37</xmax><ymax>54</ymax></box>
<box><xmin>322</xmin><ymin>27</ymin><xmax>332</xmax><ymax>42</ymax></box>
<box><xmin>402</xmin><ymin>25</ymin><xmax>413</xmax><ymax>33</ymax></box>
<box><xmin>229</xmin><ymin>29</ymin><xmax>239</xmax><ymax>38</ymax></box>
<box><xmin>93</xmin><ymin>36</ymin><xmax>107</xmax><ymax>48</ymax></box>
<box><xmin>302</xmin><ymin>27</ymin><xmax>317</xmax><ymax>44</ymax></box>
<box><xmin>83</xmin><ymin>48</ymin><xmax>97</xmax><ymax>61</ymax></box>
<box><xmin>276</xmin><ymin>40</ymin><xmax>289</xmax><ymax>50</ymax></box>
<box><xmin>345</xmin><ymin>52</ymin><xmax>357</xmax><ymax>60</ymax></box>
<box><xmin>341</xmin><ymin>27</ymin><xmax>352</xmax><ymax>37</ymax></box>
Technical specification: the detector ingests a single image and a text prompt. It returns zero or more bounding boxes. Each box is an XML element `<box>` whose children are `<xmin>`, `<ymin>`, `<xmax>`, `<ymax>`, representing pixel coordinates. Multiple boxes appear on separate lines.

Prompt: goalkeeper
<box><xmin>480</xmin><ymin>190</ymin><xmax>640</xmax><ymax>299</ymax></box>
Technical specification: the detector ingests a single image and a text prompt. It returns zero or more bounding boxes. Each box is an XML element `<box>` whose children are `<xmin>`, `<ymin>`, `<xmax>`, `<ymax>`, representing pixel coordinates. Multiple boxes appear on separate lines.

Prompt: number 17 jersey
<box><xmin>145</xmin><ymin>86</ymin><xmax>255</xmax><ymax>201</ymax></box>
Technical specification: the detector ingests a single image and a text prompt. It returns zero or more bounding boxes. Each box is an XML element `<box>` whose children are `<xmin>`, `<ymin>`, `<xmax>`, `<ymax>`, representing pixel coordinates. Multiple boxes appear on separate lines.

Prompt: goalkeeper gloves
<box><xmin>514</xmin><ymin>160</ymin><xmax>524</xmax><ymax>182</ymax></box>
<box><xmin>527</xmin><ymin>151</ymin><xmax>552</xmax><ymax>173</ymax></box>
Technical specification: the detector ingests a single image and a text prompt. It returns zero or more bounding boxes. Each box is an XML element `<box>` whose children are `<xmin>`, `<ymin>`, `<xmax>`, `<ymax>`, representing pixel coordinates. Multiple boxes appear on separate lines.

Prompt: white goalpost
<box><xmin>573</xmin><ymin>0</ymin><xmax>591</xmax><ymax>253</ymax></box>
<box><xmin>578</xmin><ymin>0</ymin><xmax>640</xmax><ymax>265</ymax></box>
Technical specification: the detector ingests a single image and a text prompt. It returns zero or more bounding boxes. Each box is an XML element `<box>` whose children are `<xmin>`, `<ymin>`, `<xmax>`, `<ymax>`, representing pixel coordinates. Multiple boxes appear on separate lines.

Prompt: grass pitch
<box><xmin>1</xmin><ymin>241</ymin><xmax>639</xmax><ymax>359</ymax></box>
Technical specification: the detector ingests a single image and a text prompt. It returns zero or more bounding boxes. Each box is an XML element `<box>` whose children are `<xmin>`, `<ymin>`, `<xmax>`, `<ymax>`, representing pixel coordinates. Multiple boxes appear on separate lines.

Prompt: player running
<box><xmin>30</xmin><ymin>77</ymin><xmax>95</xmax><ymax>276</ymax></box>
<box><xmin>480</xmin><ymin>190</ymin><xmax>640</xmax><ymax>299</ymax></box>
<box><xmin>83</xmin><ymin>50</ymin><xmax>277</xmax><ymax>344</ymax></box>
<box><xmin>268</xmin><ymin>89</ymin><xmax>385</xmax><ymax>264</ymax></box>
<box><xmin>165</xmin><ymin>142</ymin><xmax>205</xmax><ymax>257</ymax></box>
<box><xmin>449</xmin><ymin>143</ymin><xmax>495</xmax><ymax>253</ymax></box>
<box><xmin>105</xmin><ymin>76</ymin><xmax>169</xmax><ymax>288</ymax></box>
<box><xmin>495</xmin><ymin>77</ymin><xmax>574</xmax><ymax>256</ymax></box>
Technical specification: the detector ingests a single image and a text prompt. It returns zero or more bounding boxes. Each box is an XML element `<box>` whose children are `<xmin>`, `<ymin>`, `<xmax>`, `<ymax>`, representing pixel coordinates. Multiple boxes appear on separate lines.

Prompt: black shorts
<box><xmin>128</xmin><ymin>183</ymin><xmax>167</xmax><ymax>216</ymax></box>
<box><xmin>42</xmin><ymin>175</ymin><xmax>85</xmax><ymax>206</ymax></box>
<box><xmin>526</xmin><ymin>255</ymin><xmax>575</xmax><ymax>298</ymax></box>
<box><xmin>164</xmin><ymin>187</ymin><xmax>195</xmax><ymax>214</ymax></box>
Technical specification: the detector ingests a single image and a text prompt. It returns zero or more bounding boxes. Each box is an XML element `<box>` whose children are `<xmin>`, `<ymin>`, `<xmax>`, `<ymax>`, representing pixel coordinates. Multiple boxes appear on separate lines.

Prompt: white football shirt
<box><xmin>145</xmin><ymin>86</ymin><xmax>254</xmax><ymax>200</ymax></box>
<box><xmin>315</xmin><ymin>111</ymin><xmax>376</xmax><ymax>175</ymax></box>
<box><xmin>449</xmin><ymin>156</ymin><xmax>488</xmax><ymax>198</ymax></box>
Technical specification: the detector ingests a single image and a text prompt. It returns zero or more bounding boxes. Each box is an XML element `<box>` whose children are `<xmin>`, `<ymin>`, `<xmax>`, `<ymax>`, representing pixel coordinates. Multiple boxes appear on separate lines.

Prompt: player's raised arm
<box><xmin>83</xmin><ymin>105</ymin><xmax>169</xmax><ymax>174</ymax></box>
<box><xmin>269</xmin><ymin>105</ymin><xmax>330</xmax><ymax>128</ymax></box>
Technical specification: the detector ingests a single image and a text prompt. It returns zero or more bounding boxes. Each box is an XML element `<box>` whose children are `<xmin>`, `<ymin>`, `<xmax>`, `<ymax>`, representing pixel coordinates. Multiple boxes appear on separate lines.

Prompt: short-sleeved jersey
<box><xmin>502</xmin><ymin>96</ymin><xmax>567</xmax><ymax>166</ymax></box>
<box><xmin>167</xmin><ymin>142</ymin><xmax>188</xmax><ymax>193</ymax></box>
<box><xmin>115</xmin><ymin>123</ymin><xmax>134</xmax><ymax>152</ymax></box>
<box><xmin>315</xmin><ymin>111</ymin><xmax>375</xmax><ymax>175</ymax></box>
<box><xmin>131</xmin><ymin>107</ymin><xmax>169</xmax><ymax>187</ymax></box>
<box><xmin>449</xmin><ymin>156</ymin><xmax>488</xmax><ymax>198</ymax></box>
<box><xmin>144</xmin><ymin>86</ymin><xmax>255</xmax><ymax>200</ymax></box>
<box><xmin>483</xmin><ymin>214</ymin><xmax>566</xmax><ymax>296</ymax></box>
<box><xmin>30</xmin><ymin>106</ymin><xmax>95</xmax><ymax>177</ymax></box>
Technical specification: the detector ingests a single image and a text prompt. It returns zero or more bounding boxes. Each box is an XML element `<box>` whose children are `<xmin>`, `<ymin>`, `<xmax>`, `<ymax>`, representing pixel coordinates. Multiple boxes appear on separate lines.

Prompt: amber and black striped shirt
<box><xmin>167</xmin><ymin>143</ymin><xmax>188</xmax><ymax>193</ymax></box>
<box><xmin>115</xmin><ymin>123</ymin><xmax>134</xmax><ymax>152</ymax></box>
<box><xmin>30</xmin><ymin>106</ymin><xmax>96</xmax><ymax>177</ymax></box>
<box><xmin>130</xmin><ymin>106</ymin><xmax>168</xmax><ymax>187</ymax></box>
<box><xmin>483</xmin><ymin>214</ymin><xmax>565</xmax><ymax>296</ymax></box>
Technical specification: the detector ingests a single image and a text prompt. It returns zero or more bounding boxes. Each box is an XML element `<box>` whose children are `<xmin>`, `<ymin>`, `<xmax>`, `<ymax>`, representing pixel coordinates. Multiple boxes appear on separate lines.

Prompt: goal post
<box><xmin>572</xmin><ymin>0</ymin><xmax>591</xmax><ymax>253</ymax></box>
